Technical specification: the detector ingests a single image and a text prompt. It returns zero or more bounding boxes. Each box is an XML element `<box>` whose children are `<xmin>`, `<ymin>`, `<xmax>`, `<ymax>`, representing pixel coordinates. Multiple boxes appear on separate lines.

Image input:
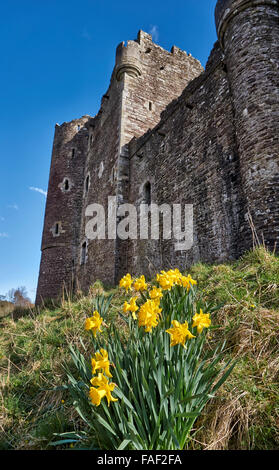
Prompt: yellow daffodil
<box><xmin>138</xmin><ymin>299</ymin><xmax>162</xmax><ymax>333</ymax></box>
<box><xmin>91</xmin><ymin>348</ymin><xmax>112</xmax><ymax>378</ymax></box>
<box><xmin>84</xmin><ymin>310</ymin><xmax>103</xmax><ymax>336</ymax></box>
<box><xmin>133</xmin><ymin>275</ymin><xmax>148</xmax><ymax>291</ymax></box>
<box><xmin>179</xmin><ymin>274</ymin><xmax>197</xmax><ymax>291</ymax></box>
<box><xmin>123</xmin><ymin>301</ymin><xmax>130</xmax><ymax>313</ymax></box>
<box><xmin>156</xmin><ymin>269</ymin><xmax>197</xmax><ymax>292</ymax></box>
<box><xmin>156</xmin><ymin>270</ymin><xmax>175</xmax><ymax>290</ymax></box>
<box><xmin>123</xmin><ymin>297</ymin><xmax>139</xmax><ymax>320</ymax></box>
<box><xmin>149</xmin><ymin>286</ymin><xmax>163</xmax><ymax>301</ymax></box>
<box><xmin>192</xmin><ymin>309</ymin><xmax>211</xmax><ymax>334</ymax></box>
<box><xmin>89</xmin><ymin>373</ymin><xmax>118</xmax><ymax>406</ymax></box>
<box><xmin>123</xmin><ymin>297</ymin><xmax>138</xmax><ymax>313</ymax></box>
<box><xmin>119</xmin><ymin>273</ymin><xmax>133</xmax><ymax>292</ymax></box>
<box><xmin>166</xmin><ymin>320</ymin><xmax>195</xmax><ymax>347</ymax></box>
<box><xmin>89</xmin><ymin>386</ymin><xmax>106</xmax><ymax>406</ymax></box>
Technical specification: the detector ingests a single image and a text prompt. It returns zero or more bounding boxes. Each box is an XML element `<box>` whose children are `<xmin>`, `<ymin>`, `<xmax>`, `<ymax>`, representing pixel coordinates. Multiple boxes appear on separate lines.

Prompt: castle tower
<box><xmin>215</xmin><ymin>0</ymin><xmax>279</xmax><ymax>252</ymax></box>
<box><xmin>74</xmin><ymin>31</ymin><xmax>203</xmax><ymax>296</ymax></box>
<box><xmin>36</xmin><ymin>30</ymin><xmax>204</xmax><ymax>303</ymax></box>
<box><xmin>35</xmin><ymin>116</ymin><xmax>90</xmax><ymax>304</ymax></box>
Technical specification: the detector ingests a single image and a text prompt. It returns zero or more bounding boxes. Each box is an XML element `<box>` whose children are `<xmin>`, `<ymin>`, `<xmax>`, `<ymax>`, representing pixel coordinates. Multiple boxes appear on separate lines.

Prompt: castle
<box><xmin>36</xmin><ymin>0</ymin><xmax>279</xmax><ymax>304</ymax></box>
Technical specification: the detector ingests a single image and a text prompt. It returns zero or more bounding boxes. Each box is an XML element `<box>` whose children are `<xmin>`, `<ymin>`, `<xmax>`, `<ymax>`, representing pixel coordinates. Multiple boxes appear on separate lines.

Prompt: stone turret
<box><xmin>215</xmin><ymin>0</ymin><xmax>279</xmax><ymax>251</ymax></box>
<box><xmin>115</xmin><ymin>40</ymin><xmax>142</xmax><ymax>81</ymax></box>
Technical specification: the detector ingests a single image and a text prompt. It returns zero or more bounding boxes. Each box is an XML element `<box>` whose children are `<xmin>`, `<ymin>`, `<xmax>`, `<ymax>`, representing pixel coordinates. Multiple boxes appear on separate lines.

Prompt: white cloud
<box><xmin>29</xmin><ymin>187</ymin><xmax>47</xmax><ymax>197</ymax></box>
<box><xmin>149</xmin><ymin>25</ymin><xmax>159</xmax><ymax>42</ymax></box>
<box><xmin>0</xmin><ymin>232</ymin><xmax>9</xmax><ymax>238</ymax></box>
<box><xmin>8</xmin><ymin>204</ymin><xmax>19</xmax><ymax>210</ymax></box>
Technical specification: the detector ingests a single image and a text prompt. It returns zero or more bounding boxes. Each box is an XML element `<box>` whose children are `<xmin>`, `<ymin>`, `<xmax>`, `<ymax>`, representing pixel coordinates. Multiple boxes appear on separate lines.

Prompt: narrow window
<box><xmin>81</xmin><ymin>242</ymin><xmax>87</xmax><ymax>265</ymax></box>
<box><xmin>143</xmin><ymin>181</ymin><xmax>151</xmax><ymax>205</ymax></box>
<box><xmin>72</xmin><ymin>148</ymin><xmax>75</xmax><ymax>158</ymax></box>
<box><xmin>64</xmin><ymin>179</ymin><xmax>69</xmax><ymax>191</ymax></box>
<box><xmin>77</xmin><ymin>125</ymin><xmax>80</xmax><ymax>131</ymax></box>
<box><xmin>85</xmin><ymin>175</ymin><xmax>90</xmax><ymax>193</ymax></box>
<box><xmin>149</xmin><ymin>101</ymin><xmax>152</xmax><ymax>111</ymax></box>
<box><xmin>55</xmin><ymin>223</ymin><xmax>59</xmax><ymax>235</ymax></box>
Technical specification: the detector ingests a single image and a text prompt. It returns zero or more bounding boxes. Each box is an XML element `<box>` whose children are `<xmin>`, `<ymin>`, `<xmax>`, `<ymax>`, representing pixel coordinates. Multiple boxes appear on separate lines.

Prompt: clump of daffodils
<box><xmin>62</xmin><ymin>265</ymin><xmax>233</xmax><ymax>452</ymax></box>
<box><xmin>85</xmin><ymin>269</ymin><xmax>212</xmax><ymax>410</ymax></box>
<box><xmin>119</xmin><ymin>268</ymin><xmax>211</xmax><ymax>347</ymax></box>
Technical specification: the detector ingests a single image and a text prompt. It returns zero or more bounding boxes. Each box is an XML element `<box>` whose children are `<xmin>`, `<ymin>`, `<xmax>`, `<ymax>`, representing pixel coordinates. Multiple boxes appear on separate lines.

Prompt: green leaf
<box><xmin>212</xmin><ymin>361</ymin><xmax>237</xmax><ymax>393</ymax></box>
<box><xmin>117</xmin><ymin>439</ymin><xmax>131</xmax><ymax>450</ymax></box>
<box><xmin>50</xmin><ymin>439</ymin><xmax>78</xmax><ymax>446</ymax></box>
<box><xmin>95</xmin><ymin>414</ymin><xmax>118</xmax><ymax>436</ymax></box>
<box><xmin>179</xmin><ymin>393</ymin><xmax>214</xmax><ymax>404</ymax></box>
<box><xmin>173</xmin><ymin>411</ymin><xmax>200</xmax><ymax>419</ymax></box>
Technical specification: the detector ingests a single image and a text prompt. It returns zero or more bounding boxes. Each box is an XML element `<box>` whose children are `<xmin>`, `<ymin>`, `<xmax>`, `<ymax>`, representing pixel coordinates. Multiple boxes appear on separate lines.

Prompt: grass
<box><xmin>0</xmin><ymin>246</ymin><xmax>278</xmax><ymax>450</ymax></box>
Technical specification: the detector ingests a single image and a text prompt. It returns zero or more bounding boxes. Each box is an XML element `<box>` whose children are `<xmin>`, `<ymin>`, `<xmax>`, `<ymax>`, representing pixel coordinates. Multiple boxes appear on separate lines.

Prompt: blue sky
<box><xmin>0</xmin><ymin>0</ymin><xmax>217</xmax><ymax>302</ymax></box>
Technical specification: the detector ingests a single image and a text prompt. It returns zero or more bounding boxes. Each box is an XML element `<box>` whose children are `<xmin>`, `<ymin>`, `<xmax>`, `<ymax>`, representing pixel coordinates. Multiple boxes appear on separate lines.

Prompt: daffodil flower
<box><xmin>89</xmin><ymin>373</ymin><xmax>118</xmax><ymax>406</ymax></box>
<box><xmin>166</xmin><ymin>320</ymin><xmax>195</xmax><ymax>347</ymax></box>
<box><xmin>91</xmin><ymin>348</ymin><xmax>112</xmax><ymax>378</ymax></box>
<box><xmin>84</xmin><ymin>310</ymin><xmax>103</xmax><ymax>337</ymax></box>
<box><xmin>192</xmin><ymin>309</ymin><xmax>211</xmax><ymax>334</ymax></box>
<box><xmin>119</xmin><ymin>273</ymin><xmax>133</xmax><ymax>292</ymax></box>
<box><xmin>133</xmin><ymin>275</ymin><xmax>148</xmax><ymax>291</ymax></box>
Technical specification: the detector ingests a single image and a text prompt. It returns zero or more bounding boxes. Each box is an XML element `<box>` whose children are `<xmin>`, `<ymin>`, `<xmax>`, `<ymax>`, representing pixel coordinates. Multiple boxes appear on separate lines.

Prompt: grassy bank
<box><xmin>0</xmin><ymin>247</ymin><xmax>278</xmax><ymax>450</ymax></box>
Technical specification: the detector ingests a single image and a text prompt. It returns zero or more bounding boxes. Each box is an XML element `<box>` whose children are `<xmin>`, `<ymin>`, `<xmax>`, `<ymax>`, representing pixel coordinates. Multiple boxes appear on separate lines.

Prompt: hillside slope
<box><xmin>0</xmin><ymin>247</ymin><xmax>278</xmax><ymax>450</ymax></box>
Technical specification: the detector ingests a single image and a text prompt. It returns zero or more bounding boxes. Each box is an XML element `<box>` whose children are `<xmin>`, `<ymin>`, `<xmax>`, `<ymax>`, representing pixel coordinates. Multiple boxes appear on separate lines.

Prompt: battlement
<box><xmin>114</xmin><ymin>30</ymin><xmax>202</xmax><ymax>82</ymax></box>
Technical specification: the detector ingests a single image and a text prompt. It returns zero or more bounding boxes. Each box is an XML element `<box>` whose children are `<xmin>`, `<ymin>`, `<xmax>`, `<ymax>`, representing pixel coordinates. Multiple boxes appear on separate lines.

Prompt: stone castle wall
<box><xmin>36</xmin><ymin>0</ymin><xmax>279</xmax><ymax>304</ymax></box>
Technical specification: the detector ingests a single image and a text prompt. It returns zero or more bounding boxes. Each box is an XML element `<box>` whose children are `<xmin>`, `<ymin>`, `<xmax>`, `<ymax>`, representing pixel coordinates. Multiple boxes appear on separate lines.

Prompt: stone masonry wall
<box><xmin>216</xmin><ymin>0</ymin><xmax>279</xmax><ymax>253</ymax></box>
<box><xmin>126</xmin><ymin>41</ymin><xmax>245</xmax><ymax>278</ymax></box>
